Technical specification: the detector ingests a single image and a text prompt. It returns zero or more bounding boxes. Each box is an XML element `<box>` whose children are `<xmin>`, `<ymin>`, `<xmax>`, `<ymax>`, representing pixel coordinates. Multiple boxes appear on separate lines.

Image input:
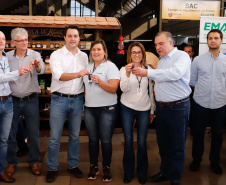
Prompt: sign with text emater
<box><xmin>199</xmin><ymin>16</ymin><xmax>226</xmax><ymax>55</ymax></box>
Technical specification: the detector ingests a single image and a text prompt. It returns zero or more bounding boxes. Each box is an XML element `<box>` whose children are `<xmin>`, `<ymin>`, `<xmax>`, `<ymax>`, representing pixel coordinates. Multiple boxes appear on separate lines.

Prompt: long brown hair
<box><xmin>127</xmin><ymin>42</ymin><xmax>146</xmax><ymax>65</ymax></box>
<box><xmin>89</xmin><ymin>39</ymin><xmax>108</xmax><ymax>63</ymax></box>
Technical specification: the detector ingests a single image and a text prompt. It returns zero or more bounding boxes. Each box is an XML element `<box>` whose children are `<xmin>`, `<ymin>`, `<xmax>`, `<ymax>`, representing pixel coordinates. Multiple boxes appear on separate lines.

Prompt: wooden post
<box><xmin>95</xmin><ymin>0</ymin><xmax>102</xmax><ymax>40</ymax></box>
<box><xmin>29</xmin><ymin>0</ymin><xmax>32</xmax><ymax>15</ymax></box>
<box><xmin>159</xmin><ymin>0</ymin><xmax>162</xmax><ymax>32</ymax></box>
<box><xmin>220</xmin><ymin>0</ymin><xmax>224</xmax><ymax>16</ymax></box>
<box><xmin>95</xmin><ymin>0</ymin><xmax>98</xmax><ymax>17</ymax></box>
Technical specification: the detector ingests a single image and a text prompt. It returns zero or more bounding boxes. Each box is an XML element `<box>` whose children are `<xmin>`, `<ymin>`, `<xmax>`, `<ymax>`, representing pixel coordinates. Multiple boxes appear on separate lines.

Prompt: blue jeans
<box><xmin>84</xmin><ymin>105</ymin><xmax>116</xmax><ymax>167</ymax></box>
<box><xmin>0</xmin><ymin>97</ymin><xmax>13</xmax><ymax>175</ymax></box>
<box><xmin>156</xmin><ymin>100</ymin><xmax>190</xmax><ymax>183</ymax></box>
<box><xmin>120</xmin><ymin>103</ymin><xmax>150</xmax><ymax>179</ymax></box>
<box><xmin>47</xmin><ymin>94</ymin><xmax>83</xmax><ymax>171</ymax></box>
<box><xmin>7</xmin><ymin>95</ymin><xmax>40</xmax><ymax>165</ymax></box>
<box><xmin>192</xmin><ymin>101</ymin><xmax>226</xmax><ymax>163</ymax></box>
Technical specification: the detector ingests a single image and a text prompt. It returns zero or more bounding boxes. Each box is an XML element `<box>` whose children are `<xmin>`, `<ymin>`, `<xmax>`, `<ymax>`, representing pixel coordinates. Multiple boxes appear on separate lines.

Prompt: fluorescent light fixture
<box><xmin>124</xmin><ymin>39</ymin><xmax>153</xmax><ymax>42</ymax></box>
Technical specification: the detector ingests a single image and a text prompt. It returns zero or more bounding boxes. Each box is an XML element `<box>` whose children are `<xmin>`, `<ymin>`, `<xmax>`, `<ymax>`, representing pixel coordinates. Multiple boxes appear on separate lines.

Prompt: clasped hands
<box><xmin>78</xmin><ymin>69</ymin><xmax>100</xmax><ymax>84</ymax></box>
<box><xmin>18</xmin><ymin>59</ymin><xmax>42</xmax><ymax>76</ymax></box>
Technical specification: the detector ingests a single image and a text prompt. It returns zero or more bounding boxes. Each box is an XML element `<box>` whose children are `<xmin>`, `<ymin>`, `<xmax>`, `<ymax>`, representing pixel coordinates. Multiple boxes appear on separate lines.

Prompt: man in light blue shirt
<box><xmin>189</xmin><ymin>29</ymin><xmax>226</xmax><ymax>174</ymax></box>
<box><xmin>0</xmin><ymin>31</ymin><xmax>29</xmax><ymax>183</ymax></box>
<box><xmin>132</xmin><ymin>31</ymin><xmax>191</xmax><ymax>185</ymax></box>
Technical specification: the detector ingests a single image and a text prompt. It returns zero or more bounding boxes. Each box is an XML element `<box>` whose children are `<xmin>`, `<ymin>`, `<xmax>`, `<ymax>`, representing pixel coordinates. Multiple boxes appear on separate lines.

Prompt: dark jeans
<box><xmin>156</xmin><ymin>100</ymin><xmax>190</xmax><ymax>183</ymax></box>
<box><xmin>16</xmin><ymin>120</ymin><xmax>29</xmax><ymax>152</ymax></box>
<box><xmin>120</xmin><ymin>103</ymin><xmax>150</xmax><ymax>179</ymax></box>
<box><xmin>192</xmin><ymin>101</ymin><xmax>226</xmax><ymax>163</ymax></box>
<box><xmin>84</xmin><ymin>105</ymin><xmax>117</xmax><ymax>167</ymax></box>
<box><xmin>7</xmin><ymin>95</ymin><xmax>40</xmax><ymax>165</ymax></box>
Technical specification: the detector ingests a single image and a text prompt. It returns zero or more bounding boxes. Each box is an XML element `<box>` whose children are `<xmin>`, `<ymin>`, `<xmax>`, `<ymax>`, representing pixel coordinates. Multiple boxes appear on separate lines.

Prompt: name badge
<box><xmin>137</xmin><ymin>88</ymin><xmax>142</xmax><ymax>96</ymax></box>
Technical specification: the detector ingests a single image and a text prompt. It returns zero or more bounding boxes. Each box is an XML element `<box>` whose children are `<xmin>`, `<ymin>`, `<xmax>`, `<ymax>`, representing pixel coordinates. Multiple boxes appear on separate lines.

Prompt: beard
<box><xmin>208</xmin><ymin>45</ymin><xmax>220</xmax><ymax>50</ymax></box>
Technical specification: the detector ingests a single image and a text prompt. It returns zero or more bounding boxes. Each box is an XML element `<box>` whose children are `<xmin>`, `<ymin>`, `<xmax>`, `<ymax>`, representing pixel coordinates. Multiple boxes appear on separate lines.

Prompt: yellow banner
<box><xmin>162</xmin><ymin>0</ymin><xmax>221</xmax><ymax>20</ymax></box>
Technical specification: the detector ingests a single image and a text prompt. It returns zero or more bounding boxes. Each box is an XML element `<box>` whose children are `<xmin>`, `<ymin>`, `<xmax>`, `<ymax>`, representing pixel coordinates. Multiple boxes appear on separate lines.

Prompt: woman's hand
<box><xmin>150</xmin><ymin>114</ymin><xmax>155</xmax><ymax>124</ymax></box>
<box><xmin>91</xmin><ymin>75</ymin><xmax>100</xmax><ymax>84</ymax></box>
<box><xmin>125</xmin><ymin>63</ymin><xmax>134</xmax><ymax>77</ymax></box>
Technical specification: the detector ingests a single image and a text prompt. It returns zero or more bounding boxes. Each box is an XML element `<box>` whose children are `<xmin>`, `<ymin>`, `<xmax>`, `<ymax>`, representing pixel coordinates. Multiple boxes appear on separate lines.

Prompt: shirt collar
<box><xmin>160</xmin><ymin>47</ymin><xmax>177</xmax><ymax>59</ymax></box>
<box><xmin>63</xmin><ymin>46</ymin><xmax>81</xmax><ymax>56</ymax></box>
<box><xmin>207</xmin><ymin>51</ymin><xmax>221</xmax><ymax>58</ymax></box>
<box><xmin>13</xmin><ymin>49</ymin><xmax>29</xmax><ymax>57</ymax></box>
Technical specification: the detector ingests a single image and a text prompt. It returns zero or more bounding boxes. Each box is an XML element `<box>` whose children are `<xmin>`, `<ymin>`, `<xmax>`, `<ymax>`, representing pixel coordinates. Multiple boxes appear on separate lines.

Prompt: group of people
<box><xmin>0</xmin><ymin>24</ymin><xmax>225</xmax><ymax>185</ymax></box>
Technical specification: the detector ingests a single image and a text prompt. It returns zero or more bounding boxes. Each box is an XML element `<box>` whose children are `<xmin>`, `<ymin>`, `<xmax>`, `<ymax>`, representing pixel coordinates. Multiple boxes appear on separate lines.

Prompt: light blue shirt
<box><xmin>190</xmin><ymin>52</ymin><xmax>226</xmax><ymax>109</ymax></box>
<box><xmin>0</xmin><ymin>52</ymin><xmax>19</xmax><ymax>96</ymax></box>
<box><xmin>147</xmin><ymin>48</ymin><xmax>191</xmax><ymax>102</ymax></box>
<box><xmin>83</xmin><ymin>60</ymin><xmax>120</xmax><ymax>107</ymax></box>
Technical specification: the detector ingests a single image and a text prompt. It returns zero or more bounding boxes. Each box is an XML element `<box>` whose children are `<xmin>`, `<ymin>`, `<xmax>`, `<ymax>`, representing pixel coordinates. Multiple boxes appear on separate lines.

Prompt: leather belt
<box><xmin>157</xmin><ymin>97</ymin><xmax>190</xmax><ymax>107</ymax></box>
<box><xmin>12</xmin><ymin>93</ymin><xmax>37</xmax><ymax>101</ymax></box>
<box><xmin>52</xmin><ymin>91</ymin><xmax>83</xmax><ymax>98</ymax></box>
<box><xmin>0</xmin><ymin>94</ymin><xmax>11</xmax><ymax>101</ymax></box>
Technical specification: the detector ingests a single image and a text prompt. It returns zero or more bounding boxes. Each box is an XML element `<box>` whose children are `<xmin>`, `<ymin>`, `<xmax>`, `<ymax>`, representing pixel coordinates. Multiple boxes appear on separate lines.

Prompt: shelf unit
<box><xmin>5</xmin><ymin>40</ymin><xmax>92</xmax><ymax>51</ymax></box>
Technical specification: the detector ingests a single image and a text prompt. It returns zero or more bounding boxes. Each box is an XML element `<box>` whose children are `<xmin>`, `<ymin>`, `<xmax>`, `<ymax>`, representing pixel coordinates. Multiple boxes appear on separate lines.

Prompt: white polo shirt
<box><xmin>83</xmin><ymin>60</ymin><xmax>120</xmax><ymax>107</ymax></box>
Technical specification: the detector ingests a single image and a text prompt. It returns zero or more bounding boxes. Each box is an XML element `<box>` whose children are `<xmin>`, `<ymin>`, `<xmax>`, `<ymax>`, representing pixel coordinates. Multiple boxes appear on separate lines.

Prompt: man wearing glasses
<box><xmin>5</xmin><ymin>27</ymin><xmax>46</xmax><ymax>178</ymax></box>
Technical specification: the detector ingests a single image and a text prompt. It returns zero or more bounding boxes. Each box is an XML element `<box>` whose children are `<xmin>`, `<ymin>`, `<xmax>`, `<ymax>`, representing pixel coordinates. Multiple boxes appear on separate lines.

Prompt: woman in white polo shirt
<box><xmin>83</xmin><ymin>39</ymin><xmax>120</xmax><ymax>182</ymax></box>
<box><xmin>120</xmin><ymin>42</ymin><xmax>155</xmax><ymax>184</ymax></box>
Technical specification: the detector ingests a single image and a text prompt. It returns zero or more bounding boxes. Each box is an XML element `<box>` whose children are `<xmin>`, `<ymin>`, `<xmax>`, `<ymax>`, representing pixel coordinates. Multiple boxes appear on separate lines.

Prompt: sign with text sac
<box><xmin>162</xmin><ymin>0</ymin><xmax>220</xmax><ymax>20</ymax></box>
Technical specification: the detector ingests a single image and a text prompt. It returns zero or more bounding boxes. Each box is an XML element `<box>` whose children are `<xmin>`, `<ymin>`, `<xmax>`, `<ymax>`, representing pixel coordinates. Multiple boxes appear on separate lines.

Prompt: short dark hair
<box><xmin>64</xmin><ymin>25</ymin><xmax>80</xmax><ymax>36</ymax></box>
<box><xmin>207</xmin><ymin>29</ymin><xmax>223</xmax><ymax>40</ymax></box>
<box><xmin>184</xmin><ymin>44</ymin><xmax>193</xmax><ymax>52</ymax></box>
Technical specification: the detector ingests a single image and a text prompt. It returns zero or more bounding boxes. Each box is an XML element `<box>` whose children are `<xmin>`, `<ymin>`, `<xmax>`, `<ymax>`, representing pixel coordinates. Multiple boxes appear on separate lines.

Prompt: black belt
<box><xmin>157</xmin><ymin>97</ymin><xmax>190</xmax><ymax>107</ymax></box>
<box><xmin>12</xmin><ymin>93</ymin><xmax>37</xmax><ymax>101</ymax></box>
<box><xmin>0</xmin><ymin>94</ymin><xmax>11</xmax><ymax>101</ymax></box>
<box><xmin>52</xmin><ymin>92</ymin><xmax>83</xmax><ymax>98</ymax></box>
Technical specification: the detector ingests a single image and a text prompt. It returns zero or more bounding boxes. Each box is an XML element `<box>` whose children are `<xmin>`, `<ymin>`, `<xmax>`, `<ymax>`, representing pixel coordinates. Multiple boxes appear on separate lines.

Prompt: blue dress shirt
<box><xmin>0</xmin><ymin>52</ymin><xmax>19</xmax><ymax>96</ymax></box>
<box><xmin>147</xmin><ymin>48</ymin><xmax>191</xmax><ymax>102</ymax></box>
<box><xmin>190</xmin><ymin>52</ymin><xmax>226</xmax><ymax>109</ymax></box>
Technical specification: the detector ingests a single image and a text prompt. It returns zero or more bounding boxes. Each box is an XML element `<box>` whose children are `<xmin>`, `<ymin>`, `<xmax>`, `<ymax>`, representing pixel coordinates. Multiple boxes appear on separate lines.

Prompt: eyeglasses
<box><xmin>14</xmin><ymin>39</ymin><xmax>28</xmax><ymax>43</ymax></box>
<box><xmin>131</xmin><ymin>51</ymin><xmax>142</xmax><ymax>56</ymax></box>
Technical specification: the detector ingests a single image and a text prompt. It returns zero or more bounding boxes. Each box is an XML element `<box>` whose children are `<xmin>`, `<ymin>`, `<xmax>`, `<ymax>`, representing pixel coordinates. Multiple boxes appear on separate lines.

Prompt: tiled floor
<box><xmin>3</xmin><ymin>128</ymin><xmax>226</xmax><ymax>185</ymax></box>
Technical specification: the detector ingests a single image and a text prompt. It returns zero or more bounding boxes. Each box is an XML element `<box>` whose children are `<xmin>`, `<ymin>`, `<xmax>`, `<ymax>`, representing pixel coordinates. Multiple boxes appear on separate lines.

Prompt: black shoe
<box><xmin>16</xmin><ymin>149</ymin><xmax>29</xmax><ymax>157</ymax></box>
<box><xmin>103</xmin><ymin>166</ymin><xmax>112</xmax><ymax>182</ymax></box>
<box><xmin>88</xmin><ymin>164</ymin><xmax>99</xmax><ymax>180</ymax></box>
<box><xmin>189</xmin><ymin>159</ymin><xmax>200</xmax><ymax>171</ymax></box>
<box><xmin>138</xmin><ymin>177</ymin><xmax>146</xmax><ymax>184</ymax></box>
<box><xmin>68</xmin><ymin>167</ymin><xmax>84</xmax><ymax>178</ymax></box>
<box><xmin>46</xmin><ymin>171</ymin><xmax>57</xmax><ymax>183</ymax></box>
<box><xmin>171</xmin><ymin>182</ymin><xmax>180</xmax><ymax>185</ymax></box>
<box><xmin>210</xmin><ymin>162</ymin><xmax>222</xmax><ymax>174</ymax></box>
<box><xmin>123</xmin><ymin>176</ymin><xmax>132</xmax><ymax>183</ymax></box>
<box><xmin>147</xmin><ymin>172</ymin><xmax>168</xmax><ymax>182</ymax></box>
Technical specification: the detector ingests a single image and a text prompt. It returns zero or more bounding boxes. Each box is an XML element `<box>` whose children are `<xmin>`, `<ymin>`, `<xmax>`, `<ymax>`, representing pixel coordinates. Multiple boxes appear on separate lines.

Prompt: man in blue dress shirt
<box><xmin>189</xmin><ymin>29</ymin><xmax>226</xmax><ymax>174</ymax></box>
<box><xmin>0</xmin><ymin>31</ymin><xmax>29</xmax><ymax>183</ymax></box>
<box><xmin>132</xmin><ymin>31</ymin><xmax>191</xmax><ymax>185</ymax></box>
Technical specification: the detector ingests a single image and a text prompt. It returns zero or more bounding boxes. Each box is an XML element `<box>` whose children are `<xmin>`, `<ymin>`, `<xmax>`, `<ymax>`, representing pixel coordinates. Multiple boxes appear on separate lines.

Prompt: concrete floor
<box><xmin>3</xmin><ymin>129</ymin><xmax>226</xmax><ymax>185</ymax></box>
